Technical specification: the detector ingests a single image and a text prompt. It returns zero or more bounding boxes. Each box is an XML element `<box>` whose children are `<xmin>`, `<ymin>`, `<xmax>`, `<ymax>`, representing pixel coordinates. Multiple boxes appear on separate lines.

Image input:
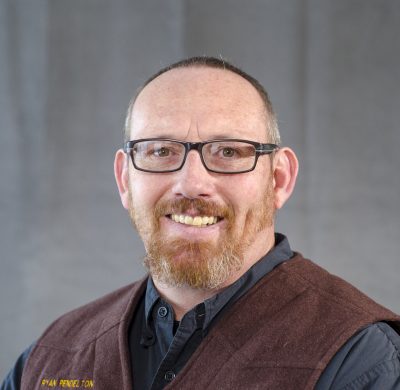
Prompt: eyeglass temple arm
<box><xmin>255</xmin><ymin>144</ymin><xmax>279</xmax><ymax>154</ymax></box>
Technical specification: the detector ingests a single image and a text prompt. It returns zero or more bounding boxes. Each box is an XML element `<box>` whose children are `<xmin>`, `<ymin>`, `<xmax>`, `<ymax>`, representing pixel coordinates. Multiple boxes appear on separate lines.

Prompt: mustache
<box><xmin>154</xmin><ymin>198</ymin><xmax>234</xmax><ymax>219</ymax></box>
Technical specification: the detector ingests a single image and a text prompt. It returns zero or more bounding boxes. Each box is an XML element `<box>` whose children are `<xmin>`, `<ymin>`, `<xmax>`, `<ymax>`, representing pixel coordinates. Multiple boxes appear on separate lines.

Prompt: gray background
<box><xmin>1</xmin><ymin>0</ymin><xmax>399</xmax><ymax>378</ymax></box>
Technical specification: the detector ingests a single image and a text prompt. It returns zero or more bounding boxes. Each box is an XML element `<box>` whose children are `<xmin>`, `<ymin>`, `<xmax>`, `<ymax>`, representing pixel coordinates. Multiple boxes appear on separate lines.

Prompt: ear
<box><xmin>272</xmin><ymin>147</ymin><xmax>299</xmax><ymax>209</ymax></box>
<box><xmin>114</xmin><ymin>149</ymin><xmax>131</xmax><ymax>210</ymax></box>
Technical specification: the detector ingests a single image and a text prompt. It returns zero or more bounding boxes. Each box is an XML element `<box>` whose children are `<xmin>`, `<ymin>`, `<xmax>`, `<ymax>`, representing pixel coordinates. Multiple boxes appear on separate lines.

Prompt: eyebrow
<box><xmin>138</xmin><ymin>132</ymin><xmax>248</xmax><ymax>141</ymax></box>
<box><xmin>135</xmin><ymin>134</ymin><xmax>178</xmax><ymax>140</ymax></box>
<box><xmin>208</xmin><ymin>134</ymin><xmax>240</xmax><ymax>140</ymax></box>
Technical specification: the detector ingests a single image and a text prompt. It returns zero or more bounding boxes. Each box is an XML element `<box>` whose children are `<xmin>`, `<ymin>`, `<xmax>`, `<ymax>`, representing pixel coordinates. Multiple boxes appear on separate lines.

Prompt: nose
<box><xmin>171</xmin><ymin>150</ymin><xmax>214</xmax><ymax>199</ymax></box>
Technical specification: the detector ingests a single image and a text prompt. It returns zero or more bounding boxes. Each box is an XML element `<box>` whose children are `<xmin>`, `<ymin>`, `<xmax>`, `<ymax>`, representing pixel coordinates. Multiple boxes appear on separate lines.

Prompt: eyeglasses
<box><xmin>124</xmin><ymin>138</ymin><xmax>279</xmax><ymax>174</ymax></box>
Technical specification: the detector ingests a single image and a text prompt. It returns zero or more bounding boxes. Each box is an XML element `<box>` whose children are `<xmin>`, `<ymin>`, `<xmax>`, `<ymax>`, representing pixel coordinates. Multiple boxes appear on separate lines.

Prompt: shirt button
<box><xmin>158</xmin><ymin>306</ymin><xmax>168</xmax><ymax>318</ymax></box>
<box><xmin>164</xmin><ymin>370</ymin><xmax>175</xmax><ymax>382</ymax></box>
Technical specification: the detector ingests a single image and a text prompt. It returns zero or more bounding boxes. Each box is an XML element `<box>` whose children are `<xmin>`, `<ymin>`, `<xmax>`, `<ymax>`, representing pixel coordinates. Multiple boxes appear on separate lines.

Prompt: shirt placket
<box><xmin>150</xmin><ymin>303</ymin><xmax>205</xmax><ymax>389</ymax></box>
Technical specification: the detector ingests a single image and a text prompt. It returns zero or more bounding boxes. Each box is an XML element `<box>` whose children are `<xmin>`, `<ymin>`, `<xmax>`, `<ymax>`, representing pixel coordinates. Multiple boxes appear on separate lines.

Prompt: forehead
<box><xmin>129</xmin><ymin>67</ymin><xmax>268</xmax><ymax>141</ymax></box>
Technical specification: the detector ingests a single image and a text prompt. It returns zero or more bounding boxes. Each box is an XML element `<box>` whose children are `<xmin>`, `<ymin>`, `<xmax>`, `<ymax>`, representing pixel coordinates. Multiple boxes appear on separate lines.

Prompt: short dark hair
<box><xmin>124</xmin><ymin>56</ymin><xmax>280</xmax><ymax>144</ymax></box>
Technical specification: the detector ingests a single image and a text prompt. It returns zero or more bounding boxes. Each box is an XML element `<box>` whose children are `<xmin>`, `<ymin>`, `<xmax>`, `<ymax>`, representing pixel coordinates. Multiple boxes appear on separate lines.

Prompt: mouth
<box><xmin>167</xmin><ymin>214</ymin><xmax>221</xmax><ymax>227</ymax></box>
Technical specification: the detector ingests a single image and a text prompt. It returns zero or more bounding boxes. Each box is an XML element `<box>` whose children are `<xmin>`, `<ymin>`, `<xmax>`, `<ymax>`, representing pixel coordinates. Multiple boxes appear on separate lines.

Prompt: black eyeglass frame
<box><xmin>123</xmin><ymin>138</ymin><xmax>279</xmax><ymax>174</ymax></box>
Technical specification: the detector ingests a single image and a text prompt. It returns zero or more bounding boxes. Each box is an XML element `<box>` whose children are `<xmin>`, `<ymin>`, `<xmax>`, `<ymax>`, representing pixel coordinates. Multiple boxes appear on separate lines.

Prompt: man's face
<box><xmin>125</xmin><ymin>67</ymin><xmax>276</xmax><ymax>289</ymax></box>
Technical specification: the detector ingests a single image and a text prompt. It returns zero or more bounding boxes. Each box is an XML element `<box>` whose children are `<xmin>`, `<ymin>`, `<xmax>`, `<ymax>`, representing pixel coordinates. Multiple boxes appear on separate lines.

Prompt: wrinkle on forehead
<box><xmin>129</xmin><ymin>67</ymin><xmax>268</xmax><ymax>142</ymax></box>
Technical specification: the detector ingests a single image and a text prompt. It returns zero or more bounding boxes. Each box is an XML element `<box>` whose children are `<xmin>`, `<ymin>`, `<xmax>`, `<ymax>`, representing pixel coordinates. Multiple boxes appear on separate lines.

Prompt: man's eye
<box><xmin>222</xmin><ymin>147</ymin><xmax>235</xmax><ymax>158</ymax></box>
<box><xmin>154</xmin><ymin>147</ymin><xmax>170</xmax><ymax>157</ymax></box>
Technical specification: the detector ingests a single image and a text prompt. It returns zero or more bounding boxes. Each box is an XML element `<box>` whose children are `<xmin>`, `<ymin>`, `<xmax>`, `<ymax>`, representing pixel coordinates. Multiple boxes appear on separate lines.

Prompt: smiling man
<box><xmin>2</xmin><ymin>57</ymin><xmax>400</xmax><ymax>390</ymax></box>
<box><xmin>119</xmin><ymin>61</ymin><xmax>283</xmax><ymax>306</ymax></box>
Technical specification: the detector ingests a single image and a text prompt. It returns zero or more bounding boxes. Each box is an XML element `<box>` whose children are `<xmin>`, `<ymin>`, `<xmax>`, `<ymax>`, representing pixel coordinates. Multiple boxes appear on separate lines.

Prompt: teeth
<box><xmin>193</xmin><ymin>216</ymin><xmax>202</xmax><ymax>226</ymax></box>
<box><xmin>184</xmin><ymin>216</ymin><xmax>193</xmax><ymax>225</ymax></box>
<box><xmin>170</xmin><ymin>214</ymin><xmax>219</xmax><ymax>227</ymax></box>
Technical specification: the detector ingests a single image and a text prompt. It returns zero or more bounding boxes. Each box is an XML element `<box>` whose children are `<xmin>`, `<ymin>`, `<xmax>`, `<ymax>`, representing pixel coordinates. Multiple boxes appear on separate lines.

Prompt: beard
<box><xmin>128</xmin><ymin>181</ymin><xmax>275</xmax><ymax>289</ymax></box>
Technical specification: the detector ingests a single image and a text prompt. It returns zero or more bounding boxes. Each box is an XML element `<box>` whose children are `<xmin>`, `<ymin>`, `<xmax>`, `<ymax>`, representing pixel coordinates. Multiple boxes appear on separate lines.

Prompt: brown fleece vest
<box><xmin>21</xmin><ymin>254</ymin><xmax>400</xmax><ymax>390</ymax></box>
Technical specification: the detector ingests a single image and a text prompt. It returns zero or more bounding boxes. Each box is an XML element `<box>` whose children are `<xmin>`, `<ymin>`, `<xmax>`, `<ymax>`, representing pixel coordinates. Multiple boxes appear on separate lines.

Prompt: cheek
<box><xmin>129</xmin><ymin>173</ymin><xmax>170</xmax><ymax>208</ymax></box>
<box><xmin>230</xmin><ymin>169</ymin><xmax>271</xmax><ymax>204</ymax></box>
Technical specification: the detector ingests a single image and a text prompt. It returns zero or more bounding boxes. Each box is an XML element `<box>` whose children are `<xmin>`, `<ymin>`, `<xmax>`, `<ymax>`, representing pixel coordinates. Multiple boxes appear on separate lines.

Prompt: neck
<box><xmin>152</xmin><ymin>228</ymin><xmax>275</xmax><ymax>321</ymax></box>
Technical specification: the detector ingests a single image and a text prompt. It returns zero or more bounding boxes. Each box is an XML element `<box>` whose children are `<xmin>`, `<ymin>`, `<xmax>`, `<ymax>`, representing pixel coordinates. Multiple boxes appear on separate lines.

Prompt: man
<box><xmin>2</xmin><ymin>56</ymin><xmax>400</xmax><ymax>389</ymax></box>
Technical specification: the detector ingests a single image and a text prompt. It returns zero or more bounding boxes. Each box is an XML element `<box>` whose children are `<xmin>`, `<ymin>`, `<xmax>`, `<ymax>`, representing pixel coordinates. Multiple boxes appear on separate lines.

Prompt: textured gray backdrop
<box><xmin>1</xmin><ymin>0</ymin><xmax>399</xmax><ymax>378</ymax></box>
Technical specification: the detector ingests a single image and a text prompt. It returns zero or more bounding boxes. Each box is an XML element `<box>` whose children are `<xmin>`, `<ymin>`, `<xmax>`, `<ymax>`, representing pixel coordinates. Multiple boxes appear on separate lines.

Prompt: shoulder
<box><xmin>316</xmin><ymin>322</ymin><xmax>400</xmax><ymax>389</ymax></box>
<box><xmin>36</xmin><ymin>278</ymin><xmax>147</xmax><ymax>351</ymax></box>
<box><xmin>1</xmin><ymin>344</ymin><xmax>35</xmax><ymax>390</ymax></box>
<box><xmin>279</xmin><ymin>254</ymin><xmax>400</xmax><ymax>323</ymax></box>
<box><xmin>1</xmin><ymin>280</ymin><xmax>147</xmax><ymax>389</ymax></box>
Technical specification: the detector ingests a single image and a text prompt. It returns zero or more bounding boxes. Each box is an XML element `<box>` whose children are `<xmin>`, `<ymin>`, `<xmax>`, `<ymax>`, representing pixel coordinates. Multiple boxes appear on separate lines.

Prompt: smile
<box><xmin>168</xmin><ymin>214</ymin><xmax>220</xmax><ymax>227</ymax></box>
